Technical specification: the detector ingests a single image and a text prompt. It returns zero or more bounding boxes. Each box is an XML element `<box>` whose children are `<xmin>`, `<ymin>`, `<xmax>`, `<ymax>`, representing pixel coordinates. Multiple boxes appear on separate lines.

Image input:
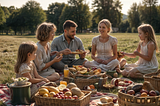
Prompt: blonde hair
<box><xmin>36</xmin><ymin>22</ymin><xmax>57</xmax><ymax>41</ymax></box>
<box><xmin>98</xmin><ymin>19</ymin><xmax>112</xmax><ymax>33</ymax></box>
<box><xmin>14</xmin><ymin>41</ymin><xmax>37</xmax><ymax>73</ymax></box>
<box><xmin>138</xmin><ymin>24</ymin><xmax>158</xmax><ymax>51</ymax></box>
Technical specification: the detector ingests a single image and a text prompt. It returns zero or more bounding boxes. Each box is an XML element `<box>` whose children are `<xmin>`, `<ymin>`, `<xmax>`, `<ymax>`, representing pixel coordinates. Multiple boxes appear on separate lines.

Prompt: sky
<box><xmin>0</xmin><ymin>0</ymin><xmax>159</xmax><ymax>15</ymax></box>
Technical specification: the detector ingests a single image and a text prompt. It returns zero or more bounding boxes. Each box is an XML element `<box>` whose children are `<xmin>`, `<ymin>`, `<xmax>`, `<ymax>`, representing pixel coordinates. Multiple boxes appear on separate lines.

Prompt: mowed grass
<box><xmin>1</xmin><ymin>33</ymin><xmax>160</xmax><ymax>85</ymax></box>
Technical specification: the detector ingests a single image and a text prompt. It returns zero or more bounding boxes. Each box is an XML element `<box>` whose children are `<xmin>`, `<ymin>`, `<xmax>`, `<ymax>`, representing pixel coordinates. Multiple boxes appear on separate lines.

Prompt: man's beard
<box><xmin>67</xmin><ymin>34</ymin><xmax>74</xmax><ymax>40</ymax></box>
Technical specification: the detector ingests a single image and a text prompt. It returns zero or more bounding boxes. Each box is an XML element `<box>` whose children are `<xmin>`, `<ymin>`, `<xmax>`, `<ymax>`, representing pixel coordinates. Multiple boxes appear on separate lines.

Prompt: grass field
<box><xmin>1</xmin><ymin>33</ymin><xmax>160</xmax><ymax>85</ymax></box>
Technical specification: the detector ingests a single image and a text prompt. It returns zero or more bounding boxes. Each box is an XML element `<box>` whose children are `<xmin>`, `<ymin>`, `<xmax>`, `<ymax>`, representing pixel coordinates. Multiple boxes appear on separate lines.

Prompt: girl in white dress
<box><xmin>118</xmin><ymin>24</ymin><xmax>159</xmax><ymax>78</ymax></box>
<box><xmin>85</xmin><ymin>19</ymin><xmax>119</xmax><ymax>72</ymax></box>
<box><xmin>15</xmin><ymin>41</ymin><xmax>49</xmax><ymax>95</ymax></box>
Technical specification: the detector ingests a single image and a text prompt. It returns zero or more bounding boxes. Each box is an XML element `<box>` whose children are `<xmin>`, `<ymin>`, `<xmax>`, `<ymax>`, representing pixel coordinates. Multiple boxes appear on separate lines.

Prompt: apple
<box><xmin>68</xmin><ymin>96</ymin><xmax>72</xmax><ymax>99</ymax></box>
<box><xmin>73</xmin><ymin>95</ymin><xmax>78</xmax><ymax>100</ymax></box>
<box><xmin>61</xmin><ymin>95</ymin><xmax>65</xmax><ymax>99</ymax></box>
<box><xmin>65</xmin><ymin>96</ymin><xmax>69</xmax><ymax>99</ymax></box>
<box><xmin>92</xmin><ymin>67</ymin><xmax>97</xmax><ymax>70</ymax></box>
<box><xmin>113</xmin><ymin>97</ymin><xmax>117</xmax><ymax>103</ymax></box>
<box><xmin>59</xmin><ymin>92</ymin><xmax>64</xmax><ymax>95</ymax></box>
<box><xmin>140</xmin><ymin>89</ymin><xmax>148</xmax><ymax>94</ymax></box>
<box><xmin>57</xmin><ymin>95</ymin><xmax>61</xmax><ymax>99</ymax></box>
<box><xmin>149</xmin><ymin>90</ymin><xmax>157</xmax><ymax>96</ymax></box>
<box><xmin>127</xmin><ymin>90</ymin><xmax>135</xmax><ymax>95</ymax></box>
<box><xmin>63</xmin><ymin>88</ymin><xmax>70</xmax><ymax>94</ymax></box>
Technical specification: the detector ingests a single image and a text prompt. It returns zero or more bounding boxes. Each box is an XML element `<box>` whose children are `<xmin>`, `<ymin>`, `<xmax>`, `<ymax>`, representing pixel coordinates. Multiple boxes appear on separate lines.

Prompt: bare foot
<box><xmin>121</xmin><ymin>70</ymin><xmax>128</xmax><ymax>77</ymax></box>
<box><xmin>116</xmin><ymin>68</ymin><xmax>122</xmax><ymax>73</ymax></box>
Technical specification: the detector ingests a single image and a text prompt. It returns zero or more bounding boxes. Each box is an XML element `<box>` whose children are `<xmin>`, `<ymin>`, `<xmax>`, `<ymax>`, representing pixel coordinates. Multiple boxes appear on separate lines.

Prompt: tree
<box><xmin>7</xmin><ymin>9</ymin><xmax>22</xmax><ymax>35</ymax></box>
<box><xmin>47</xmin><ymin>2</ymin><xmax>66</xmax><ymax>32</ymax></box>
<box><xmin>59</xmin><ymin>0</ymin><xmax>92</xmax><ymax>32</ymax></box>
<box><xmin>119</xmin><ymin>19</ymin><xmax>130</xmax><ymax>32</ymax></box>
<box><xmin>92</xmin><ymin>0</ymin><xmax>122</xmax><ymax>27</ymax></box>
<box><xmin>139</xmin><ymin>0</ymin><xmax>159</xmax><ymax>32</ymax></box>
<box><xmin>21</xmin><ymin>0</ymin><xmax>46</xmax><ymax>34</ymax></box>
<box><xmin>0</xmin><ymin>7</ymin><xmax>6</xmax><ymax>34</ymax></box>
<box><xmin>1</xmin><ymin>6</ymin><xmax>11</xmax><ymax>35</ymax></box>
<box><xmin>128</xmin><ymin>3</ymin><xmax>140</xmax><ymax>31</ymax></box>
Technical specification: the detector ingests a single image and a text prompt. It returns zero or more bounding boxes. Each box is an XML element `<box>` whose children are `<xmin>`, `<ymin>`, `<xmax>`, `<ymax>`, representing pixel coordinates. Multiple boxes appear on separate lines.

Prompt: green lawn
<box><xmin>0</xmin><ymin>33</ymin><xmax>160</xmax><ymax>85</ymax></box>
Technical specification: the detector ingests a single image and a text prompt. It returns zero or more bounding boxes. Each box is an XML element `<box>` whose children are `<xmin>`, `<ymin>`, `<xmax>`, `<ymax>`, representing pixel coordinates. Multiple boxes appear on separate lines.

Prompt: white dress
<box><xmin>125</xmin><ymin>41</ymin><xmax>158</xmax><ymax>74</ymax></box>
<box><xmin>16</xmin><ymin>61</ymin><xmax>46</xmax><ymax>96</ymax></box>
<box><xmin>85</xmin><ymin>35</ymin><xmax>119</xmax><ymax>72</ymax></box>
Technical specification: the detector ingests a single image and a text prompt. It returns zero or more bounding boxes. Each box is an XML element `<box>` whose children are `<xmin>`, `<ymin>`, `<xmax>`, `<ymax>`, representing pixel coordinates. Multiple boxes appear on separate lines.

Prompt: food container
<box><xmin>118</xmin><ymin>90</ymin><xmax>160</xmax><ymax>106</ymax></box>
<box><xmin>144</xmin><ymin>69</ymin><xmax>160</xmax><ymax>92</ymax></box>
<box><xmin>14</xmin><ymin>77</ymin><xmax>29</xmax><ymax>86</ymax></box>
<box><xmin>7</xmin><ymin>82</ymin><xmax>31</xmax><ymax>105</ymax></box>
<box><xmin>34</xmin><ymin>90</ymin><xmax>91</xmax><ymax>106</ymax></box>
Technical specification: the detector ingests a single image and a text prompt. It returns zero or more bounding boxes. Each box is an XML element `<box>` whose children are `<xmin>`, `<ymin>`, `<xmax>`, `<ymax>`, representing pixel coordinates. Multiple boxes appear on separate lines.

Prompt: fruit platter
<box><xmin>69</xmin><ymin>65</ymin><xmax>105</xmax><ymax>78</ymax></box>
<box><xmin>110</xmin><ymin>78</ymin><xmax>133</xmax><ymax>89</ymax></box>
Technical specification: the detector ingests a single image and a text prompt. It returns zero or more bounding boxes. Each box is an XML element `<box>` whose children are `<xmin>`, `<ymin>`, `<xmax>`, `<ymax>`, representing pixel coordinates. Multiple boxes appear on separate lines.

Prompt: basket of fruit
<box><xmin>118</xmin><ymin>81</ymin><xmax>160</xmax><ymax>106</ymax></box>
<box><xmin>34</xmin><ymin>83</ymin><xmax>91</xmax><ymax>106</ymax></box>
<box><xmin>143</xmin><ymin>69</ymin><xmax>160</xmax><ymax>92</ymax></box>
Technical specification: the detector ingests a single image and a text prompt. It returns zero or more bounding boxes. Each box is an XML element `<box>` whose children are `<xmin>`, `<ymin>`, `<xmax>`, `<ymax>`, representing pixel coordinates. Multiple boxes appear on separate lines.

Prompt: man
<box><xmin>51</xmin><ymin>20</ymin><xmax>87</xmax><ymax>71</ymax></box>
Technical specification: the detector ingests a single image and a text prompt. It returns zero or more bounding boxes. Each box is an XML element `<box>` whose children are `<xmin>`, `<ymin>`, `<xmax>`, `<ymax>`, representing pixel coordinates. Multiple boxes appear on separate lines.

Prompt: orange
<box><xmin>89</xmin><ymin>85</ymin><xmax>95</xmax><ymax>89</ymax></box>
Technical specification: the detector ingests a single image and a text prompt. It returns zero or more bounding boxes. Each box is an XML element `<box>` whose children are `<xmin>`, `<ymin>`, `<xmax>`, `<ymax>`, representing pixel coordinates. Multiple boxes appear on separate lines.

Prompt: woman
<box><xmin>85</xmin><ymin>19</ymin><xmax>119</xmax><ymax>72</ymax></box>
<box><xmin>34</xmin><ymin>22</ymin><xmax>63</xmax><ymax>81</ymax></box>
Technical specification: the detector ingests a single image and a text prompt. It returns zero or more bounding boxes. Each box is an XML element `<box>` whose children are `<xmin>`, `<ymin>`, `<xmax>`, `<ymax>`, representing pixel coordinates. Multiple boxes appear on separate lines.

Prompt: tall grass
<box><xmin>0</xmin><ymin>33</ymin><xmax>160</xmax><ymax>84</ymax></box>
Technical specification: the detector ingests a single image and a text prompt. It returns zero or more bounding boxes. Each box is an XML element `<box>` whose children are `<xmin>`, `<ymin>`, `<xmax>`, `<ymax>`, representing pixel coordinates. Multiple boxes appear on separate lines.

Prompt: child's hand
<box><xmin>50</xmin><ymin>51</ymin><xmax>58</xmax><ymax>56</ymax></box>
<box><xmin>53</xmin><ymin>55</ymin><xmax>63</xmax><ymax>62</ymax></box>
<box><xmin>43</xmin><ymin>78</ymin><xmax>50</xmax><ymax>83</ymax></box>
<box><xmin>134</xmin><ymin>50</ymin><xmax>139</xmax><ymax>55</ymax></box>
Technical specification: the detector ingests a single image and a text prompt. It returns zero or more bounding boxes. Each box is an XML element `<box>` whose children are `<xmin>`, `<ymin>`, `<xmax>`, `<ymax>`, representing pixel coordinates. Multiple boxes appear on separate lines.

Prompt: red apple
<box><xmin>73</xmin><ymin>95</ymin><xmax>78</xmax><ymax>100</ymax></box>
<box><xmin>61</xmin><ymin>96</ymin><xmax>65</xmax><ymax>99</ymax></box>
<box><xmin>149</xmin><ymin>90</ymin><xmax>157</xmax><ymax>96</ymax></box>
<box><xmin>140</xmin><ymin>89</ymin><xmax>148</xmax><ymax>94</ymax></box>
<box><xmin>113</xmin><ymin>97</ymin><xmax>117</xmax><ymax>103</ymax></box>
<box><xmin>63</xmin><ymin>88</ymin><xmax>70</xmax><ymax>94</ymax></box>
<box><xmin>127</xmin><ymin>90</ymin><xmax>135</xmax><ymax>95</ymax></box>
<box><xmin>59</xmin><ymin>92</ymin><xmax>64</xmax><ymax>95</ymax></box>
<box><xmin>65</xmin><ymin>96</ymin><xmax>69</xmax><ymax>99</ymax></box>
<box><xmin>68</xmin><ymin>96</ymin><xmax>72</xmax><ymax>99</ymax></box>
<box><xmin>57</xmin><ymin>95</ymin><xmax>61</xmax><ymax>99</ymax></box>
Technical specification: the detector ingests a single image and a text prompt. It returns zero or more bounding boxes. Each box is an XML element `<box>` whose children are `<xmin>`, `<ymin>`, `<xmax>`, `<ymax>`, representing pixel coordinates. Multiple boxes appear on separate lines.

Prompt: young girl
<box><xmin>85</xmin><ymin>19</ymin><xmax>119</xmax><ymax>72</ymax></box>
<box><xmin>15</xmin><ymin>41</ymin><xmax>49</xmax><ymax>95</ymax></box>
<box><xmin>118</xmin><ymin>24</ymin><xmax>159</xmax><ymax>78</ymax></box>
<box><xmin>34</xmin><ymin>22</ymin><xmax>62</xmax><ymax>81</ymax></box>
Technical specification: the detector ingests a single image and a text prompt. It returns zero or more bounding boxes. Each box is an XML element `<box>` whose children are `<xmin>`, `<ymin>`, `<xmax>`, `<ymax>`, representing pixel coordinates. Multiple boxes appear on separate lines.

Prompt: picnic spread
<box><xmin>1</xmin><ymin>66</ymin><xmax>160</xmax><ymax>106</ymax></box>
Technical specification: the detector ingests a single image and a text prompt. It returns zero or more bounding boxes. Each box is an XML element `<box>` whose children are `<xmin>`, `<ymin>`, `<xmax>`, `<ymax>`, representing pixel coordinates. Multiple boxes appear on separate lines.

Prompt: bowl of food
<box><xmin>103</xmin><ymin>84</ymin><xmax>115</xmax><ymax>89</ymax></box>
<box><xmin>14</xmin><ymin>77</ymin><xmax>29</xmax><ymax>86</ymax></box>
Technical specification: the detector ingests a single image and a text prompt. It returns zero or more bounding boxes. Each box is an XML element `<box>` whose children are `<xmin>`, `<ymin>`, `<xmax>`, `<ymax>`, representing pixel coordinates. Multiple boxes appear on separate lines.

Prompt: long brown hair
<box><xmin>14</xmin><ymin>41</ymin><xmax>37</xmax><ymax>73</ymax></box>
<box><xmin>138</xmin><ymin>24</ymin><xmax>158</xmax><ymax>51</ymax></box>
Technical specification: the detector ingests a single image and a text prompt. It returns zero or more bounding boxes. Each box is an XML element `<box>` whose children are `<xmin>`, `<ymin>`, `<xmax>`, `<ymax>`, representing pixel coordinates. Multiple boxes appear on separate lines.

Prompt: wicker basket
<box><xmin>143</xmin><ymin>69</ymin><xmax>160</xmax><ymax>92</ymax></box>
<box><xmin>118</xmin><ymin>90</ymin><xmax>160</xmax><ymax>106</ymax></box>
<box><xmin>34</xmin><ymin>90</ymin><xmax>91</xmax><ymax>106</ymax></box>
<box><xmin>63</xmin><ymin>76</ymin><xmax>107</xmax><ymax>89</ymax></box>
